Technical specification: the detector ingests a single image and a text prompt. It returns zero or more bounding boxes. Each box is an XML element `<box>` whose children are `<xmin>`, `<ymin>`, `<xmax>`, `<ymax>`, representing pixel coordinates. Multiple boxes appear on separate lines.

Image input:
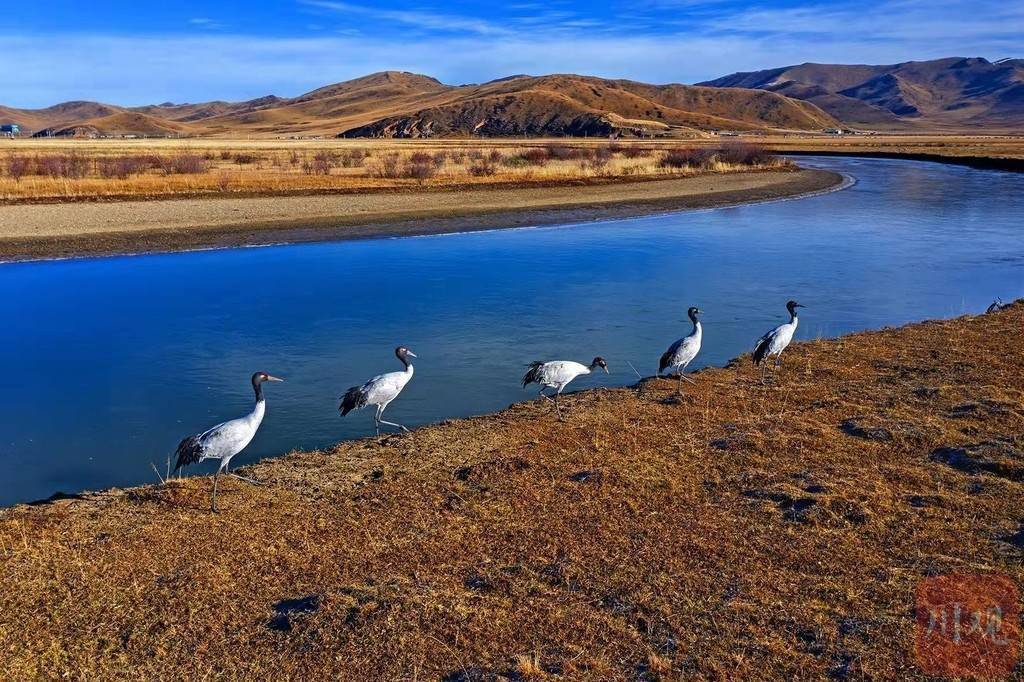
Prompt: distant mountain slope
<box><xmin>699</xmin><ymin>57</ymin><xmax>1024</xmax><ymax>129</ymax></box>
<box><xmin>0</xmin><ymin>71</ymin><xmax>836</xmax><ymax>139</ymax></box>
<box><xmin>339</xmin><ymin>74</ymin><xmax>837</xmax><ymax>137</ymax></box>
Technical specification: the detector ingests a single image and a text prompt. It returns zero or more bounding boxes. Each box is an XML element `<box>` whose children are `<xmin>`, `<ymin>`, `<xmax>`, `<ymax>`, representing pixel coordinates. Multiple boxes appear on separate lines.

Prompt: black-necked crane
<box><xmin>522</xmin><ymin>357</ymin><xmax>608</xmax><ymax>420</ymax></box>
<box><xmin>339</xmin><ymin>346</ymin><xmax>417</xmax><ymax>436</ymax></box>
<box><xmin>174</xmin><ymin>371</ymin><xmax>283</xmax><ymax>512</ymax></box>
<box><xmin>659</xmin><ymin>306</ymin><xmax>703</xmax><ymax>393</ymax></box>
<box><xmin>752</xmin><ymin>299</ymin><xmax>804</xmax><ymax>383</ymax></box>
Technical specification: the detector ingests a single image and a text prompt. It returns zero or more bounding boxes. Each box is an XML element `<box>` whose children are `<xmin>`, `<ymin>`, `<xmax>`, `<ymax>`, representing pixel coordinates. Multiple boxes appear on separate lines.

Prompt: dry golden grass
<box><xmin>742</xmin><ymin>134</ymin><xmax>1024</xmax><ymax>162</ymax></box>
<box><xmin>0</xmin><ymin>139</ymin><xmax>789</xmax><ymax>203</ymax></box>
<box><xmin>1</xmin><ymin>303</ymin><xmax>1022</xmax><ymax>679</ymax></box>
<box><xmin>2</xmin><ymin>134</ymin><xmax>1020</xmax><ymax>204</ymax></box>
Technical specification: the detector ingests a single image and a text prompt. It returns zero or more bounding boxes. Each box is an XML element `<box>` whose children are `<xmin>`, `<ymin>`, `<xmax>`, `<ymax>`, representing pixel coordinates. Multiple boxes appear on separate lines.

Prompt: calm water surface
<box><xmin>2</xmin><ymin>157</ymin><xmax>1022</xmax><ymax>505</ymax></box>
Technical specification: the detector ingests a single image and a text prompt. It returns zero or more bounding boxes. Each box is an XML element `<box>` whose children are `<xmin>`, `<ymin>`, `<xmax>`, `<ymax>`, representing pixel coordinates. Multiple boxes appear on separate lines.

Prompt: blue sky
<box><xmin>2</xmin><ymin>0</ymin><xmax>1021</xmax><ymax>107</ymax></box>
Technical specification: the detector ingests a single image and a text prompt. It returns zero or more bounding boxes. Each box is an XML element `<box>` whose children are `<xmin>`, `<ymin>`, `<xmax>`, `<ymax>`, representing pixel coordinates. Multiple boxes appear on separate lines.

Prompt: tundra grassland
<box><xmin>1</xmin><ymin>303</ymin><xmax>1022</xmax><ymax>679</ymax></box>
<box><xmin>0</xmin><ymin>138</ymin><xmax>790</xmax><ymax>203</ymax></box>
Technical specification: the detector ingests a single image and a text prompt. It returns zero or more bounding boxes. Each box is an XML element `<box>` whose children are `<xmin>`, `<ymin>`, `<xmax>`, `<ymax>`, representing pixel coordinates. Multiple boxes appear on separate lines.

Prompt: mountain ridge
<box><xmin>699</xmin><ymin>56</ymin><xmax>1024</xmax><ymax>129</ymax></box>
<box><xmin>5</xmin><ymin>59</ymin><xmax>1021</xmax><ymax>138</ymax></box>
<box><xmin>1</xmin><ymin>71</ymin><xmax>836</xmax><ymax>138</ymax></box>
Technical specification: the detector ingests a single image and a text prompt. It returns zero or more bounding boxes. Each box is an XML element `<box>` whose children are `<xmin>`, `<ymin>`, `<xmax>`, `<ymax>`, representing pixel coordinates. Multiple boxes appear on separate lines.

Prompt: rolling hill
<box><xmin>0</xmin><ymin>71</ymin><xmax>837</xmax><ymax>139</ymax></box>
<box><xmin>337</xmin><ymin>74</ymin><xmax>837</xmax><ymax>137</ymax></box>
<box><xmin>9</xmin><ymin>59</ymin><xmax>1019</xmax><ymax>138</ymax></box>
<box><xmin>699</xmin><ymin>57</ymin><xmax>1024</xmax><ymax>129</ymax></box>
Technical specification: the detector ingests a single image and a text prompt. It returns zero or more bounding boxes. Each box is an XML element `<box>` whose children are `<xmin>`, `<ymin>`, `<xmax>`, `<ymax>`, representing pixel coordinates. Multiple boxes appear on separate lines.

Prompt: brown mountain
<box><xmin>699</xmin><ymin>57</ymin><xmax>1024</xmax><ymax>129</ymax></box>
<box><xmin>1</xmin><ymin>71</ymin><xmax>836</xmax><ymax>139</ymax></box>
<box><xmin>338</xmin><ymin>73</ymin><xmax>837</xmax><ymax>137</ymax></box>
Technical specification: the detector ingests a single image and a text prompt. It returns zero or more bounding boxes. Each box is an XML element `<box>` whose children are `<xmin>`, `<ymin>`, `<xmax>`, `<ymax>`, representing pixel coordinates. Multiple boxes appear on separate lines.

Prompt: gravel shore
<box><xmin>0</xmin><ymin>168</ymin><xmax>842</xmax><ymax>260</ymax></box>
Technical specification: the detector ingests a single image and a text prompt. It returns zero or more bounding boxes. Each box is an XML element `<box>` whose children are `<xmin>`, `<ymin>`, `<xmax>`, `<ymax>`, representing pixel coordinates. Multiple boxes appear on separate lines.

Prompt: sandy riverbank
<box><xmin>0</xmin><ymin>168</ymin><xmax>841</xmax><ymax>260</ymax></box>
<box><xmin>1</xmin><ymin>302</ymin><xmax>1021</xmax><ymax>679</ymax></box>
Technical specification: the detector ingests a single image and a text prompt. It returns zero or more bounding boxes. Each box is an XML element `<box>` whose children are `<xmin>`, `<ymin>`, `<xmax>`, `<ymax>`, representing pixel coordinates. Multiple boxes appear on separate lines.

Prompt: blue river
<box><xmin>2</xmin><ymin>156</ymin><xmax>1022</xmax><ymax>505</ymax></box>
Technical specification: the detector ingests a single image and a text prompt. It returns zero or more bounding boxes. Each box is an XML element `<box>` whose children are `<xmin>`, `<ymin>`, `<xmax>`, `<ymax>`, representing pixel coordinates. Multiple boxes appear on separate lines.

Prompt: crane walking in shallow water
<box><xmin>522</xmin><ymin>357</ymin><xmax>608</xmax><ymax>420</ymax></box>
<box><xmin>174</xmin><ymin>371</ymin><xmax>284</xmax><ymax>512</ymax></box>
<box><xmin>752</xmin><ymin>300</ymin><xmax>804</xmax><ymax>383</ymax></box>
<box><xmin>659</xmin><ymin>306</ymin><xmax>703</xmax><ymax>393</ymax></box>
<box><xmin>339</xmin><ymin>346</ymin><xmax>417</xmax><ymax>436</ymax></box>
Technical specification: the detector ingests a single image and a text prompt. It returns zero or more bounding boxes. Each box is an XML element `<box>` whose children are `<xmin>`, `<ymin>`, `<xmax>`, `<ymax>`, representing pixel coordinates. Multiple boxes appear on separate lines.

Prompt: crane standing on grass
<box><xmin>174</xmin><ymin>371</ymin><xmax>284</xmax><ymax>512</ymax></box>
<box><xmin>752</xmin><ymin>300</ymin><xmax>804</xmax><ymax>383</ymax></box>
<box><xmin>522</xmin><ymin>356</ymin><xmax>609</xmax><ymax>420</ymax></box>
<box><xmin>339</xmin><ymin>346</ymin><xmax>417</xmax><ymax>436</ymax></box>
<box><xmin>659</xmin><ymin>306</ymin><xmax>703</xmax><ymax>393</ymax></box>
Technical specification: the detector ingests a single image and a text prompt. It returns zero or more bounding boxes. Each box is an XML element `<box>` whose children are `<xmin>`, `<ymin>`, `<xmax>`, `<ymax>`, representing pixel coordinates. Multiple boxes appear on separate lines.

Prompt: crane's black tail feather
<box><xmin>658</xmin><ymin>349</ymin><xmax>673</xmax><ymax>374</ymax></box>
<box><xmin>174</xmin><ymin>435</ymin><xmax>204</xmax><ymax>471</ymax></box>
<box><xmin>752</xmin><ymin>338</ymin><xmax>770</xmax><ymax>366</ymax></box>
<box><xmin>339</xmin><ymin>385</ymin><xmax>367</xmax><ymax>416</ymax></box>
<box><xmin>522</xmin><ymin>361</ymin><xmax>544</xmax><ymax>388</ymax></box>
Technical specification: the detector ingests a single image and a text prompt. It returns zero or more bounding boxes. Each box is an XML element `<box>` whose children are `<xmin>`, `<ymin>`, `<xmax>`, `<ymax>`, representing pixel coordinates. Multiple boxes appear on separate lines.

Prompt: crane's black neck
<box><xmin>253</xmin><ymin>379</ymin><xmax>265</xmax><ymax>403</ymax></box>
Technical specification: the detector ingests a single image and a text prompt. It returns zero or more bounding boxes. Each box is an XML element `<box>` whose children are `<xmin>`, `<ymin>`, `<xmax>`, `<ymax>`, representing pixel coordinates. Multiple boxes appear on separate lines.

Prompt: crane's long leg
<box><xmin>539</xmin><ymin>386</ymin><xmax>555</xmax><ymax>404</ymax></box>
<box><xmin>377</xmin><ymin>402</ymin><xmax>409</xmax><ymax>433</ymax></box>
<box><xmin>225</xmin><ymin>461</ymin><xmax>261</xmax><ymax>485</ymax></box>
<box><xmin>211</xmin><ymin>470</ymin><xmax>220</xmax><ymax>513</ymax></box>
<box><xmin>554</xmin><ymin>390</ymin><xmax>564</xmax><ymax>421</ymax></box>
<box><xmin>374</xmin><ymin>404</ymin><xmax>383</xmax><ymax>437</ymax></box>
<box><xmin>378</xmin><ymin>419</ymin><xmax>410</xmax><ymax>433</ymax></box>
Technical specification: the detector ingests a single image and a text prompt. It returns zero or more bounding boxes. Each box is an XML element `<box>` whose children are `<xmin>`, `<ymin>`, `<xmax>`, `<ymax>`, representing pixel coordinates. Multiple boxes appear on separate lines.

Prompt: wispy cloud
<box><xmin>187</xmin><ymin>18</ymin><xmax>225</xmax><ymax>30</ymax></box>
<box><xmin>1</xmin><ymin>0</ymin><xmax>1018</xmax><ymax>107</ymax></box>
<box><xmin>298</xmin><ymin>0</ymin><xmax>622</xmax><ymax>37</ymax></box>
<box><xmin>299</xmin><ymin>0</ymin><xmax>508</xmax><ymax>35</ymax></box>
<box><xmin>711</xmin><ymin>0</ymin><xmax>1024</xmax><ymax>43</ymax></box>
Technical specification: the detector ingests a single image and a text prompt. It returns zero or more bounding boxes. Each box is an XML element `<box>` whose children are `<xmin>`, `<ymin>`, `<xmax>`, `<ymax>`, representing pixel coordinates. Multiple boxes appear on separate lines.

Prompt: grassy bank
<box><xmin>0</xmin><ymin>140</ymin><xmax>787</xmax><ymax>203</ymax></box>
<box><xmin>743</xmin><ymin>134</ymin><xmax>1024</xmax><ymax>170</ymax></box>
<box><xmin>1</xmin><ymin>135</ymin><xmax>1020</xmax><ymax>205</ymax></box>
<box><xmin>1</xmin><ymin>303</ymin><xmax>1022</xmax><ymax>678</ymax></box>
<box><xmin>0</xmin><ymin>168</ymin><xmax>839</xmax><ymax>261</ymax></box>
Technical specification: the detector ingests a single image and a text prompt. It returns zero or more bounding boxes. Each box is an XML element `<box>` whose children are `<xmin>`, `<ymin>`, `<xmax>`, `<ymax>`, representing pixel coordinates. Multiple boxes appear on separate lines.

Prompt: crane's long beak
<box><xmin>267</xmin><ymin>375</ymin><xmax>285</xmax><ymax>382</ymax></box>
<box><xmin>406</xmin><ymin>351</ymin><xmax>418</xmax><ymax>358</ymax></box>
<box><xmin>603</xmin><ymin>366</ymin><xmax>610</xmax><ymax>374</ymax></box>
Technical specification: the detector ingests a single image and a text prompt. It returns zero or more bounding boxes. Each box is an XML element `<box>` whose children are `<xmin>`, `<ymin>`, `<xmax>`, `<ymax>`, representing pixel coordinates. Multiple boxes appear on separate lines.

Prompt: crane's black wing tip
<box><xmin>522</xmin><ymin>361</ymin><xmax>544</xmax><ymax>388</ymax></box>
<box><xmin>658</xmin><ymin>349</ymin><xmax>673</xmax><ymax>374</ymax></box>
<box><xmin>752</xmin><ymin>338</ymin><xmax>769</xmax><ymax>366</ymax></box>
<box><xmin>174</xmin><ymin>435</ymin><xmax>204</xmax><ymax>470</ymax></box>
<box><xmin>339</xmin><ymin>385</ymin><xmax>366</xmax><ymax>416</ymax></box>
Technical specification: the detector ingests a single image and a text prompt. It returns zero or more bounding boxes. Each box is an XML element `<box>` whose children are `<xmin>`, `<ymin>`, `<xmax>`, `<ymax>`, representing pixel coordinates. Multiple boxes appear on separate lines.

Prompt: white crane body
<box><xmin>174</xmin><ymin>372</ymin><xmax>283</xmax><ymax>511</ymax></box>
<box><xmin>523</xmin><ymin>356</ymin><xmax>608</xmax><ymax>419</ymax></box>
<box><xmin>340</xmin><ymin>347</ymin><xmax>417</xmax><ymax>435</ymax></box>
<box><xmin>660</xmin><ymin>307</ymin><xmax>703</xmax><ymax>392</ymax></box>
<box><xmin>752</xmin><ymin>300</ymin><xmax>805</xmax><ymax>382</ymax></box>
